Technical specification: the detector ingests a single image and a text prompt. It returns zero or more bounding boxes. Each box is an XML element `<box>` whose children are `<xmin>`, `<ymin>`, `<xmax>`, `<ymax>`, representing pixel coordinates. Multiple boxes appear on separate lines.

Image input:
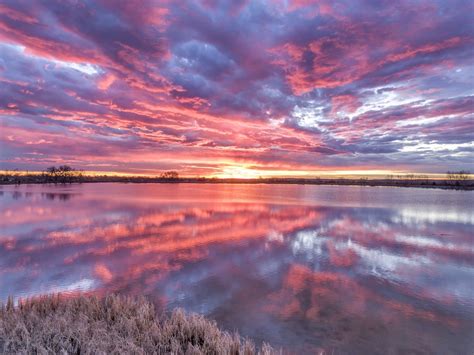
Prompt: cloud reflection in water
<box><xmin>0</xmin><ymin>184</ymin><xmax>473</xmax><ymax>353</ymax></box>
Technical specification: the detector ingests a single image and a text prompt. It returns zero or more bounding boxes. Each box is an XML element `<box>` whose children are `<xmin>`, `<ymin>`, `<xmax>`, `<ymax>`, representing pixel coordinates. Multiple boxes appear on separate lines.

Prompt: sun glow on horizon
<box><xmin>201</xmin><ymin>167</ymin><xmax>428</xmax><ymax>179</ymax></box>
<box><xmin>0</xmin><ymin>1</ymin><xmax>472</xmax><ymax>175</ymax></box>
<box><xmin>0</xmin><ymin>168</ymin><xmax>462</xmax><ymax>180</ymax></box>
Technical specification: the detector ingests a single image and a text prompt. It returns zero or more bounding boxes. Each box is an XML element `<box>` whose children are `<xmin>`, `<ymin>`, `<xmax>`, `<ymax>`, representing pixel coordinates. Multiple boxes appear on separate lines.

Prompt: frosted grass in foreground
<box><xmin>0</xmin><ymin>294</ymin><xmax>276</xmax><ymax>354</ymax></box>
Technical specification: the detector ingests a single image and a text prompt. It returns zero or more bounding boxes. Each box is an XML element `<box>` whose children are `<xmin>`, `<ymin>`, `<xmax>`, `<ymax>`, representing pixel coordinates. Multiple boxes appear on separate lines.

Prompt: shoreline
<box><xmin>1</xmin><ymin>176</ymin><xmax>473</xmax><ymax>190</ymax></box>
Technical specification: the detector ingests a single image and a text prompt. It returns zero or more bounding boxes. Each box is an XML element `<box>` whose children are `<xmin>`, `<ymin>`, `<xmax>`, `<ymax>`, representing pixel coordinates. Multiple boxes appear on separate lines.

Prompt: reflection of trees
<box><xmin>5</xmin><ymin>191</ymin><xmax>74</xmax><ymax>201</ymax></box>
<box><xmin>42</xmin><ymin>192</ymin><xmax>73</xmax><ymax>201</ymax></box>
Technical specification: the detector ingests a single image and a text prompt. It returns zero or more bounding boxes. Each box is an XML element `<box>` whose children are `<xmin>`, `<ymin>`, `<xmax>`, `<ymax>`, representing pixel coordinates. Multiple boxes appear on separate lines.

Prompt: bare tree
<box><xmin>160</xmin><ymin>171</ymin><xmax>179</xmax><ymax>180</ymax></box>
<box><xmin>446</xmin><ymin>170</ymin><xmax>470</xmax><ymax>181</ymax></box>
<box><xmin>45</xmin><ymin>165</ymin><xmax>82</xmax><ymax>183</ymax></box>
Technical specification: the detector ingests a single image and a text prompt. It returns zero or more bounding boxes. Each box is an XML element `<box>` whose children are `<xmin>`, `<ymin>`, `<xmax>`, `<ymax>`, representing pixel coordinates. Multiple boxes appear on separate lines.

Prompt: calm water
<box><xmin>1</xmin><ymin>183</ymin><xmax>473</xmax><ymax>354</ymax></box>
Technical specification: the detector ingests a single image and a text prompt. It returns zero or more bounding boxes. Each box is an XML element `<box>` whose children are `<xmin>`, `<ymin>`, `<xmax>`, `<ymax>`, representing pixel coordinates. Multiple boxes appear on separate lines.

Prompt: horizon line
<box><xmin>2</xmin><ymin>169</ymin><xmax>471</xmax><ymax>180</ymax></box>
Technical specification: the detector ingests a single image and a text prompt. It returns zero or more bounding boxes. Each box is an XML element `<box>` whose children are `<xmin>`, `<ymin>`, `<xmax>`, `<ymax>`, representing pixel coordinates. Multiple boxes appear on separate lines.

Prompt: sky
<box><xmin>0</xmin><ymin>0</ymin><xmax>473</xmax><ymax>178</ymax></box>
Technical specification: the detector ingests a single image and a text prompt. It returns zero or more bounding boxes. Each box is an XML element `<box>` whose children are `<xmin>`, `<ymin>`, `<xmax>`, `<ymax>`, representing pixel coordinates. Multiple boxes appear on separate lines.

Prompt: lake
<box><xmin>1</xmin><ymin>183</ymin><xmax>473</xmax><ymax>354</ymax></box>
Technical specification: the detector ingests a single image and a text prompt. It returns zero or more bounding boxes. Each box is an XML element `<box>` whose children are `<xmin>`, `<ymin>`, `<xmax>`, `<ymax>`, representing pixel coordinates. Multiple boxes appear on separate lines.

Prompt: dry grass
<box><xmin>0</xmin><ymin>294</ymin><xmax>277</xmax><ymax>355</ymax></box>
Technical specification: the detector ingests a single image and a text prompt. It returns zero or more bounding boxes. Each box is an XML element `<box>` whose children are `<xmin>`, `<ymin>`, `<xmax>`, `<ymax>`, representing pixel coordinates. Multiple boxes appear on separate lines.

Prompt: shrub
<box><xmin>0</xmin><ymin>294</ymin><xmax>276</xmax><ymax>355</ymax></box>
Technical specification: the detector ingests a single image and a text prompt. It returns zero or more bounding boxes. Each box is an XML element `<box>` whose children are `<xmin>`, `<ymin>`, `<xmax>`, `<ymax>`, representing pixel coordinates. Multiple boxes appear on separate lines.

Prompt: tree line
<box><xmin>384</xmin><ymin>170</ymin><xmax>471</xmax><ymax>181</ymax></box>
<box><xmin>41</xmin><ymin>165</ymin><xmax>84</xmax><ymax>183</ymax></box>
<box><xmin>446</xmin><ymin>170</ymin><xmax>470</xmax><ymax>181</ymax></box>
<box><xmin>41</xmin><ymin>167</ymin><xmax>180</xmax><ymax>183</ymax></box>
<box><xmin>0</xmin><ymin>166</ymin><xmax>181</xmax><ymax>184</ymax></box>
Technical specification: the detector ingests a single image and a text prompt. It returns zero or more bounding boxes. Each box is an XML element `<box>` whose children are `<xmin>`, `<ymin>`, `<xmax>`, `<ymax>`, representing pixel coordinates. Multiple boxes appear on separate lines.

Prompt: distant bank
<box><xmin>1</xmin><ymin>173</ymin><xmax>473</xmax><ymax>190</ymax></box>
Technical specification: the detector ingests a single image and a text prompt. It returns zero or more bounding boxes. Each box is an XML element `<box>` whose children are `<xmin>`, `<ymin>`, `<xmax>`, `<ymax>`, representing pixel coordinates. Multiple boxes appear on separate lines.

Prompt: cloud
<box><xmin>0</xmin><ymin>0</ymin><xmax>473</xmax><ymax>174</ymax></box>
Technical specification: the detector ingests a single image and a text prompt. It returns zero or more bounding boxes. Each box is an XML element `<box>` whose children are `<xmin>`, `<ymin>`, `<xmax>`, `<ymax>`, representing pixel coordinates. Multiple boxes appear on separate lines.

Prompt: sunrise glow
<box><xmin>0</xmin><ymin>1</ymin><xmax>473</xmax><ymax>176</ymax></box>
<box><xmin>1</xmin><ymin>3</ymin><xmax>473</xmax><ymax>352</ymax></box>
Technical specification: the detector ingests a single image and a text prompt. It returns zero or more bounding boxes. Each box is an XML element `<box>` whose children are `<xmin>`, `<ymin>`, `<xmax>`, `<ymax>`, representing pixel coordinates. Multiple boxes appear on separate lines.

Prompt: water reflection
<box><xmin>0</xmin><ymin>184</ymin><xmax>473</xmax><ymax>353</ymax></box>
<box><xmin>1</xmin><ymin>190</ymin><xmax>75</xmax><ymax>201</ymax></box>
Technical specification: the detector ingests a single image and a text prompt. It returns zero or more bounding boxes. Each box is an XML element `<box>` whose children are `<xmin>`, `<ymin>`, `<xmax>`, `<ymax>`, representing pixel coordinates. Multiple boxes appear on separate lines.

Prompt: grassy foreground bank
<box><xmin>0</xmin><ymin>294</ymin><xmax>276</xmax><ymax>354</ymax></box>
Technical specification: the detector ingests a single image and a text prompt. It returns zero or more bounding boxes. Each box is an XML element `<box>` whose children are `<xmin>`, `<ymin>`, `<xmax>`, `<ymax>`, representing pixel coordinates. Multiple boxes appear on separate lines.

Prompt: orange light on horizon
<box><xmin>0</xmin><ymin>169</ymin><xmax>456</xmax><ymax>180</ymax></box>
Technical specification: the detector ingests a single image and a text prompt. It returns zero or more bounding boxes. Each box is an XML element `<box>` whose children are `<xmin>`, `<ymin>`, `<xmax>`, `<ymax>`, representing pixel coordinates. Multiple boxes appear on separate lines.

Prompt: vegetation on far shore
<box><xmin>0</xmin><ymin>294</ymin><xmax>276</xmax><ymax>355</ymax></box>
<box><xmin>1</xmin><ymin>166</ymin><xmax>473</xmax><ymax>190</ymax></box>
